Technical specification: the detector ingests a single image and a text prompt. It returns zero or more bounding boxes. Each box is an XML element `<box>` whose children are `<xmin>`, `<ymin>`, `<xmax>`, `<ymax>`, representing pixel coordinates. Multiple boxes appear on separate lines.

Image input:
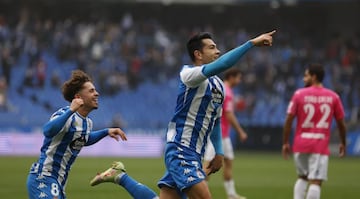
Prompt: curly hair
<box><xmin>62</xmin><ymin>70</ymin><xmax>92</xmax><ymax>102</ymax></box>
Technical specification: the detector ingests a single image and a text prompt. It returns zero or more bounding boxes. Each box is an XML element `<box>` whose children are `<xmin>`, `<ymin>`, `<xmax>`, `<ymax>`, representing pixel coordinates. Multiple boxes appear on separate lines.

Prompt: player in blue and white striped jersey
<box><xmin>158</xmin><ymin>31</ymin><xmax>276</xmax><ymax>199</ymax></box>
<box><xmin>88</xmin><ymin>31</ymin><xmax>275</xmax><ymax>199</ymax></box>
<box><xmin>26</xmin><ymin>70</ymin><xmax>127</xmax><ymax>199</ymax></box>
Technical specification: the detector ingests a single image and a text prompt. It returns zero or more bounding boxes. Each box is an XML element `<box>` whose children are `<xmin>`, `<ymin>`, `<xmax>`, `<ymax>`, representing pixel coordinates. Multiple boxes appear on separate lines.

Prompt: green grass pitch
<box><xmin>1</xmin><ymin>152</ymin><xmax>359</xmax><ymax>199</ymax></box>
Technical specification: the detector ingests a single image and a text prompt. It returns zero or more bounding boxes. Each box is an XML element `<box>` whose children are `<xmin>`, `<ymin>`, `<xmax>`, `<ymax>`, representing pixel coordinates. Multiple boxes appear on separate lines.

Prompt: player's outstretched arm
<box><xmin>202</xmin><ymin>30</ymin><xmax>276</xmax><ymax>77</ymax></box>
<box><xmin>336</xmin><ymin>118</ymin><xmax>347</xmax><ymax>157</ymax></box>
<box><xmin>282</xmin><ymin>114</ymin><xmax>295</xmax><ymax>160</ymax></box>
<box><xmin>108</xmin><ymin>128</ymin><xmax>127</xmax><ymax>141</ymax></box>
<box><xmin>250</xmin><ymin>30</ymin><xmax>276</xmax><ymax>46</ymax></box>
<box><xmin>85</xmin><ymin>128</ymin><xmax>127</xmax><ymax>146</ymax></box>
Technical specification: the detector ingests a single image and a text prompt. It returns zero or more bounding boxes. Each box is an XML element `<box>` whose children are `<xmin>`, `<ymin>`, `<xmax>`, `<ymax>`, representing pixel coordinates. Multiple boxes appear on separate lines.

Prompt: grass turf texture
<box><xmin>1</xmin><ymin>152</ymin><xmax>359</xmax><ymax>199</ymax></box>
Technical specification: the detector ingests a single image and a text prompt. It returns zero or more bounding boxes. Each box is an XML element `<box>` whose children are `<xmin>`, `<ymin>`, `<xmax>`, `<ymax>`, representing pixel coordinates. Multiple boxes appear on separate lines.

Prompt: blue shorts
<box><xmin>27</xmin><ymin>173</ymin><xmax>65</xmax><ymax>199</ymax></box>
<box><xmin>158</xmin><ymin>143</ymin><xmax>206</xmax><ymax>194</ymax></box>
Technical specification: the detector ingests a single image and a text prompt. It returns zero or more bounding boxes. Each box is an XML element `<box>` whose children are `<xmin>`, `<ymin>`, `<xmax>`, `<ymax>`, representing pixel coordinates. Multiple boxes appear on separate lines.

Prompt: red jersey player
<box><xmin>282</xmin><ymin>63</ymin><xmax>347</xmax><ymax>199</ymax></box>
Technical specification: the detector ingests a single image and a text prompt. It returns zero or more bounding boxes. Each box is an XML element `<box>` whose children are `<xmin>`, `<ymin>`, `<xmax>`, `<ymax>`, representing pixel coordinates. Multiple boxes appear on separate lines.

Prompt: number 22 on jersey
<box><xmin>301</xmin><ymin>103</ymin><xmax>331</xmax><ymax>129</ymax></box>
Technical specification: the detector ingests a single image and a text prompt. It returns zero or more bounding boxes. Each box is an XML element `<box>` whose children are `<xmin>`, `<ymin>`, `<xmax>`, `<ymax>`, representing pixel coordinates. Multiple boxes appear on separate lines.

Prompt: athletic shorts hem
<box><xmin>157</xmin><ymin>181</ymin><xmax>175</xmax><ymax>189</ymax></box>
<box><xmin>179</xmin><ymin>178</ymin><xmax>205</xmax><ymax>191</ymax></box>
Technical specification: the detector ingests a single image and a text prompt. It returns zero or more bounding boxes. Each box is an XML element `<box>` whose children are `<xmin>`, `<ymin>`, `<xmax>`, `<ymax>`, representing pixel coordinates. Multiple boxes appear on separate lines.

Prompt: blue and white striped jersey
<box><xmin>30</xmin><ymin>106</ymin><xmax>92</xmax><ymax>188</ymax></box>
<box><xmin>166</xmin><ymin>65</ymin><xmax>224</xmax><ymax>156</ymax></box>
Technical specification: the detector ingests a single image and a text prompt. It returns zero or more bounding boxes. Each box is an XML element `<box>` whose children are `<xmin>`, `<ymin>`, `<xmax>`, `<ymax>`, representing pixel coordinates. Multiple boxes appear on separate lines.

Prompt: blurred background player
<box><xmin>26</xmin><ymin>70</ymin><xmax>127</xmax><ymax>199</ymax></box>
<box><xmin>157</xmin><ymin>31</ymin><xmax>275</xmax><ymax>199</ymax></box>
<box><xmin>282</xmin><ymin>63</ymin><xmax>347</xmax><ymax>199</ymax></box>
<box><xmin>204</xmin><ymin>68</ymin><xmax>248</xmax><ymax>199</ymax></box>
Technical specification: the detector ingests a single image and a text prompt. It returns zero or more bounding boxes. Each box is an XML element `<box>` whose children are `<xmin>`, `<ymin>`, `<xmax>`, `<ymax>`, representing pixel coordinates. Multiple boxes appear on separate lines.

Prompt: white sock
<box><xmin>306</xmin><ymin>184</ymin><xmax>321</xmax><ymax>199</ymax></box>
<box><xmin>224</xmin><ymin>179</ymin><xmax>236</xmax><ymax>196</ymax></box>
<box><xmin>294</xmin><ymin>178</ymin><xmax>308</xmax><ymax>199</ymax></box>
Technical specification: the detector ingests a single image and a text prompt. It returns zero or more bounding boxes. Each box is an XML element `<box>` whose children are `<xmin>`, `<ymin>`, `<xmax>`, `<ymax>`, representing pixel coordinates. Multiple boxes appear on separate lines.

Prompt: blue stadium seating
<box><xmin>0</xmin><ymin>49</ymin><xmax>355</xmax><ymax>132</ymax></box>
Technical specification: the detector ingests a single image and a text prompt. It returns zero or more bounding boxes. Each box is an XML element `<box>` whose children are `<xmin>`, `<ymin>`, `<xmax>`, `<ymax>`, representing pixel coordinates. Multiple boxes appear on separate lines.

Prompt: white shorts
<box><xmin>204</xmin><ymin>137</ymin><xmax>234</xmax><ymax>161</ymax></box>
<box><xmin>293</xmin><ymin>153</ymin><xmax>329</xmax><ymax>180</ymax></box>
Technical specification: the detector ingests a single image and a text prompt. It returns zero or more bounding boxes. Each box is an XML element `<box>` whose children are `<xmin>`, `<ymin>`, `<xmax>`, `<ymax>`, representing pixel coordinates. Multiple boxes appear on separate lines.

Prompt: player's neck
<box><xmin>311</xmin><ymin>82</ymin><xmax>323</xmax><ymax>87</ymax></box>
<box><xmin>76</xmin><ymin>108</ymin><xmax>90</xmax><ymax>118</ymax></box>
<box><xmin>193</xmin><ymin>60</ymin><xmax>204</xmax><ymax>66</ymax></box>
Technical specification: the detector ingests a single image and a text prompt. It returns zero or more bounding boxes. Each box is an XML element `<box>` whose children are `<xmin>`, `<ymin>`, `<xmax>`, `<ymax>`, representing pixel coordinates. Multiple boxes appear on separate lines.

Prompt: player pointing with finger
<box><xmin>156</xmin><ymin>30</ymin><xmax>275</xmax><ymax>199</ymax></box>
<box><xmin>88</xmin><ymin>30</ymin><xmax>275</xmax><ymax>199</ymax></box>
<box><xmin>283</xmin><ymin>63</ymin><xmax>347</xmax><ymax>199</ymax></box>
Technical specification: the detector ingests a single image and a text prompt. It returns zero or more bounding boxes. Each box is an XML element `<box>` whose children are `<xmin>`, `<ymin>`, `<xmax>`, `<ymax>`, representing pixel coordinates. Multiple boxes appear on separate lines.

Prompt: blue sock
<box><xmin>118</xmin><ymin>173</ymin><xmax>158</xmax><ymax>199</ymax></box>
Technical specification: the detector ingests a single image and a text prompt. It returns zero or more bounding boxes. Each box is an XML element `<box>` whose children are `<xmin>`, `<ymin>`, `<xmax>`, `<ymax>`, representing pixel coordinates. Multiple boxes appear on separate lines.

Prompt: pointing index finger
<box><xmin>267</xmin><ymin>30</ymin><xmax>276</xmax><ymax>35</ymax></box>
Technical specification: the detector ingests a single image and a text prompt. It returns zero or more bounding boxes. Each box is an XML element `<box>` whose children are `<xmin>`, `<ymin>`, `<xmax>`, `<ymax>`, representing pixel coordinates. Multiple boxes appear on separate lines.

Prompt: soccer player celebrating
<box><xmin>156</xmin><ymin>31</ymin><xmax>275</xmax><ymax>199</ymax></box>
<box><xmin>90</xmin><ymin>31</ymin><xmax>275</xmax><ymax>199</ymax></box>
<box><xmin>26</xmin><ymin>70</ymin><xmax>128</xmax><ymax>199</ymax></box>
<box><xmin>203</xmin><ymin>68</ymin><xmax>248</xmax><ymax>199</ymax></box>
<box><xmin>282</xmin><ymin>63</ymin><xmax>347</xmax><ymax>199</ymax></box>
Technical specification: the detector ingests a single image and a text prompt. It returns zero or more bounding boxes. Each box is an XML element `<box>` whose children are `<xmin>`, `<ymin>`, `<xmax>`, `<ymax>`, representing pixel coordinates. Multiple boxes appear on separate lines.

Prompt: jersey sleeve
<box><xmin>202</xmin><ymin>41</ymin><xmax>253</xmax><ymax>77</ymax></box>
<box><xmin>49</xmin><ymin>107</ymin><xmax>69</xmax><ymax>120</ymax></box>
<box><xmin>210</xmin><ymin>118</ymin><xmax>224</xmax><ymax>155</ymax></box>
<box><xmin>180</xmin><ymin>65</ymin><xmax>207</xmax><ymax>87</ymax></box>
<box><xmin>43</xmin><ymin>107</ymin><xmax>73</xmax><ymax>137</ymax></box>
<box><xmin>287</xmin><ymin>91</ymin><xmax>299</xmax><ymax>116</ymax></box>
<box><xmin>333</xmin><ymin>94</ymin><xmax>345</xmax><ymax>120</ymax></box>
<box><xmin>85</xmin><ymin>128</ymin><xmax>109</xmax><ymax>146</ymax></box>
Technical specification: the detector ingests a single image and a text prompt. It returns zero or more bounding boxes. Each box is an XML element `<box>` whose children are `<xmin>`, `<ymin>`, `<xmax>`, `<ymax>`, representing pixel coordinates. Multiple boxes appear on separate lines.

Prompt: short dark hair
<box><xmin>62</xmin><ymin>70</ymin><xmax>92</xmax><ymax>102</ymax></box>
<box><xmin>224</xmin><ymin>68</ymin><xmax>241</xmax><ymax>80</ymax></box>
<box><xmin>187</xmin><ymin>32</ymin><xmax>213</xmax><ymax>62</ymax></box>
<box><xmin>306</xmin><ymin>63</ymin><xmax>325</xmax><ymax>82</ymax></box>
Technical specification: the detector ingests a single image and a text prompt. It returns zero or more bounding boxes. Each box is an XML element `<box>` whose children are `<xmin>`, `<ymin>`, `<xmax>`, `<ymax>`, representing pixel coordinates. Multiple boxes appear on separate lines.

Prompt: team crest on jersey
<box><xmin>70</xmin><ymin>135</ymin><xmax>86</xmax><ymax>151</ymax></box>
<box><xmin>209</xmin><ymin>77</ymin><xmax>224</xmax><ymax>106</ymax></box>
<box><xmin>211</xmin><ymin>87</ymin><xmax>223</xmax><ymax>105</ymax></box>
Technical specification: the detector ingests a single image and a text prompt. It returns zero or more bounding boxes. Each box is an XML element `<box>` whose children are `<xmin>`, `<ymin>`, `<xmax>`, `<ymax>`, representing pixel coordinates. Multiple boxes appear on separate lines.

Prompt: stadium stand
<box><xmin>0</xmin><ymin>1</ymin><xmax>359</xmax><ymax>135</ymax></box>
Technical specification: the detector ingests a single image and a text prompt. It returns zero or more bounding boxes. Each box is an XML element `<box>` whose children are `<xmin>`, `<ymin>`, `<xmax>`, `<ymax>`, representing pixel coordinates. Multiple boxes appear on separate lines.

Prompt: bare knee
<box><xmin>223</xmin><ymin>158</ymin><xmax>232</xmax><ymax>181</ymax></box>
<box><xmin>298</xmin><ymin>175</ymin><xmax>308</xmax><ymax>181</ymax></box>
<box><xmin>309</xmin><ymin>179</ymin><xmax>322</xmax><ymax>186</ymax></box>
<box><xmin>185</xmin><ymin>181</ymin><xmax>212</xmax><ymax>199</ymax></box>
<box><xmin>298</xmin><ymin>176</ymin><xmax>322</xmax><ymax>186</ymax></box>
<box><xmin>186</xmin><ymin>189</ymin><xmax>211</xmax><ymax>199</ymax></box>
<box><xmin>159</xmin><ymin>187</ymin><xmax>182</xmax><ymax>199</ymax></box>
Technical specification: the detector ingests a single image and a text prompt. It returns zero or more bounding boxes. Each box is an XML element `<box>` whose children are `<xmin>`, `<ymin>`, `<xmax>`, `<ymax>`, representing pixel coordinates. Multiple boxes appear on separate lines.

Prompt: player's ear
<box><xmin>311</xmin><ymin>75</ymin><xmax>317</xmax><ymax>83</ymax></box>
<box><xmin>74</xmin><ymin>93</ymin><xmax>81</xmax><ymax>99</ymax></box>
<box><xmin>194</xmin><ymin>50</ymin><xmax>202</xmax><ymax>61</ymax></box>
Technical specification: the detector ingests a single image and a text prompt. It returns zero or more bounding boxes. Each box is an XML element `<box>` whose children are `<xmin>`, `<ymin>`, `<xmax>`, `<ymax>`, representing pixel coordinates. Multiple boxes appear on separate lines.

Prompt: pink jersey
<box><xmin>287</xmin><ymin>86</ymin><xmax>345</xmax><ymax>155</ymax></box>
<box><xmin>221</xmin><ymin>83</ymin><xmax>234</xmax><ymax>138</ymax></box>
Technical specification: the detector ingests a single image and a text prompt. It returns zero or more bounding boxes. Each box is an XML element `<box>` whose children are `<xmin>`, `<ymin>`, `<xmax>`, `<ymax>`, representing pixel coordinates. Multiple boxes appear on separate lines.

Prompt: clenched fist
<box><xmin>70</xmin><ymin>98</ymin><xmax>84</xmax><ymax>112</ymax></box>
